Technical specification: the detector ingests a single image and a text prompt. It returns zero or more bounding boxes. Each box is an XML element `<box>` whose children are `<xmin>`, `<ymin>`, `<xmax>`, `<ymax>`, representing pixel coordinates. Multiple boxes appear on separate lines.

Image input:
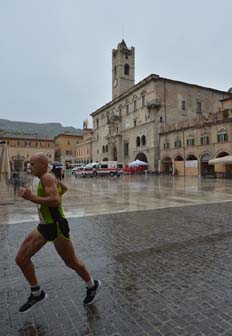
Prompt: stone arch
<box><xmin>102</xmin><ymin>157</ymin><xmax>108</xmax><ymax>161</ymax></box>
<box><xmin>186</xmin><ymin>154</ymin><xmax>198</xmax><ymax>160</ymax></box>
<box><xmin>174</xmin><ymin>155</ymin><xmax>184</xmax><ymax>161</ymax></box>
<box><xmin>135</xmin><ymin>152</ymin><xmax>148</xmax><ymax>162</ymax></box>
<box><xmin>216</xmin><ymin>151</ymin><xmax>230</xmax><ymax>158</ymax></box>
<box><xmin>200</xmin><ymin>153</ymin><xmax>212</xmax><ymax>161</ymax></box>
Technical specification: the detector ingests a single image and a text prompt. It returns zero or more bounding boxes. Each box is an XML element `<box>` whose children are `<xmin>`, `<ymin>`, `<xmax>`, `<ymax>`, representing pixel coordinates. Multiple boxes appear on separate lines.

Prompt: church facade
<box><xmin>91</xmin><ymin>40</ymin><xmax>230</xmax><ymax>171</ymax></box>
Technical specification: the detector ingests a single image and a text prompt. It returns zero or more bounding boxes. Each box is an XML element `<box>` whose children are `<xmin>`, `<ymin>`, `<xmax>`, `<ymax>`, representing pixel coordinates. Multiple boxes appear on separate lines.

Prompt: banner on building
<box><xmin>185</xmin><ymin>160</ymin><xmax>198</xmax><ymax>168</ymax></box>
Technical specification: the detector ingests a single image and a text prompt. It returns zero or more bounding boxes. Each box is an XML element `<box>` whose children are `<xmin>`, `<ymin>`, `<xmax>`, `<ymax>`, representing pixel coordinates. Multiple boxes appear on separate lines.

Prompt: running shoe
<box><xmin>83</xmin><ymin>280</ymin><xmax>101</xmax><ymax>305</ymax></box>
<box><xmin>19</xmin><ymin>290</ymin><xmax>48</xmax><ymax>313</ymax></box>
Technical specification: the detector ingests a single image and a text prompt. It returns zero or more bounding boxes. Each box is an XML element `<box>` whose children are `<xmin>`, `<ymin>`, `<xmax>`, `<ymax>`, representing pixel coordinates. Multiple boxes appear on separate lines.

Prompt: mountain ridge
<box><xmin>0</xmin><ymin>119</ymin><xmax>82</xmax><ymax>137</ymax></box>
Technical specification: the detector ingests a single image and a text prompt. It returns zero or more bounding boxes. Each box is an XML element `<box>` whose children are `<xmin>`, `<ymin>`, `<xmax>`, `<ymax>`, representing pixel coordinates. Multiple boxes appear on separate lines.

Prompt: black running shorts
<box><xmin>37</xmin><ymin>218</ymin><xmax>70</xmax><ymax>242</ymax></box>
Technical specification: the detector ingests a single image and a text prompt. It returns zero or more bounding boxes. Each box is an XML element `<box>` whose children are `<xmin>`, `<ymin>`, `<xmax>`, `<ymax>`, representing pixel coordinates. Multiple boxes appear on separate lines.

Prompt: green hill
<box><xmin>0</xmin><ymin>119</ymin><xmax>82</xmax><ymax>138</ymax></box>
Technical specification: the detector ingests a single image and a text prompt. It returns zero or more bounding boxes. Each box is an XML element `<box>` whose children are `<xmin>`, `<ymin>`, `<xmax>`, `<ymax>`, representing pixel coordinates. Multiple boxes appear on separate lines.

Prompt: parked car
<box><xmin>74</xmin><ymin>166</ymin><xmax>85</xmax><ymax>178</ymax></box>
<box><xmin>81</xmin><ymin>163</ymin><xmax>98</xmax><ymax>177</ymax></box>
<box><xmin>72</xmin><ymin>166</ymin><xmax>80</xmax><ymax>175</ymax></box>
<box><xmin>71</xmin><ymin>164</ymin><xmax>83</xmax><ymax>175</ymax></box>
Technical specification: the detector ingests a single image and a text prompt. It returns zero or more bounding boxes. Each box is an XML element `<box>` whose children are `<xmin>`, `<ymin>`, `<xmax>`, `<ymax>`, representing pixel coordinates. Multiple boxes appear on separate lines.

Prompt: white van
<box><xmin>81</xmin><ymin>161</ymin><xmax>123</xmax><ymax>177</ymax></box>
<box><xmin>96</xmin><ymin>161</ymin><xmax>123</xmax><ymax>177</ymax></box>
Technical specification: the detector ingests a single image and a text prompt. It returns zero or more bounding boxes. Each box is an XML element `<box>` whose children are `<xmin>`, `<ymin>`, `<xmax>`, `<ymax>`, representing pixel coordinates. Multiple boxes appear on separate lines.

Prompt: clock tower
<box><xmin>112</xmin><ymin>40</ymin><xmax>135</xmax><ymax>100</ymax></box>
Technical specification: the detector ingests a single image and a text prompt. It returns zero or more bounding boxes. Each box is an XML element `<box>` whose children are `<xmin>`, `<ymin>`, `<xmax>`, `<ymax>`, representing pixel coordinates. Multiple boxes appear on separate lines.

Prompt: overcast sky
<box><xmin>0</xmin><ymin>0</ymin><xmax>231</xmax><ymax>129</ymax></box>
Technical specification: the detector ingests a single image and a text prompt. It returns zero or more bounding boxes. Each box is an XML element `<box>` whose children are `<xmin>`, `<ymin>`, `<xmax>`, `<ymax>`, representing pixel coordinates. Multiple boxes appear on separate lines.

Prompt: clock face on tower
<box><xmin>113</xmin><ymin>79</ymin><xmax>118</xmax><ymax>88</ymax></box>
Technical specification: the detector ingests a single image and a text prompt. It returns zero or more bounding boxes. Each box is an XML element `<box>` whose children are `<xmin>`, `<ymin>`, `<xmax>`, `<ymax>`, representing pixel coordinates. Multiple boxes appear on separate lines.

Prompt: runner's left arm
<box><xmin>58</xmin><ymin>181</ymin><xmax>68</xmax><ymax>195</ymax></box>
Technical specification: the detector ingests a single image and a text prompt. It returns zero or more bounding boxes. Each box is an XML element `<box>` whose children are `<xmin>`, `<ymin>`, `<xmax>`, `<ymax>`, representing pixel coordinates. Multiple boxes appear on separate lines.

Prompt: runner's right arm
<box><xmin>18</xmin><ymin>174</ymin><xmax>59</xmax><ymax>207</ymax></box>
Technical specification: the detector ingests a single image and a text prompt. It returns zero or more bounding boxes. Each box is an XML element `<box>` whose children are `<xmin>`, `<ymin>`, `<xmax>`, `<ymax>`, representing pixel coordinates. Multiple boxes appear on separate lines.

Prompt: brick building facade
<box><xmin>0</xmin><ymin>131</ymin><xmax>54</xmax><ymax>171</ymax></box>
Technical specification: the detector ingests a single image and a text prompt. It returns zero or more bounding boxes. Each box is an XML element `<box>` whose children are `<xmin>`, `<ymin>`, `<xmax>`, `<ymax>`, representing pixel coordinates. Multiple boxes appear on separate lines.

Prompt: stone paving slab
<box><xmin>2</xmin><ymin>202</ymin><xmax>232</xmax><ymax>335</ymax></box>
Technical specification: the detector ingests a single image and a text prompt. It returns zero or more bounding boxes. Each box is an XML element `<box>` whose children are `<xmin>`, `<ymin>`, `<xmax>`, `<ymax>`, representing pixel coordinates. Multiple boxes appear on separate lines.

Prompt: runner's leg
<box><xmin>54</xmin><ymin>236</ymin><xmax>101</xmax><ymax>305</ymax></box>
<box><xmin>53</xmin><ymin>236</ymin><xmax>91</xmax><ymax>282</ymax></box>
<box><xmin>15</xmin><ymin>229</ymin><xmax>47</xmax><ymax>286</ymax></box>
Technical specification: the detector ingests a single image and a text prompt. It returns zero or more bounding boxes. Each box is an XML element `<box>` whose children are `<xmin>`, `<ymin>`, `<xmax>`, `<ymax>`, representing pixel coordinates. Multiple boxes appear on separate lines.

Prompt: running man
<box><xmin>16</xmin><ymin>153</ymin><xmax>101</xmax><ymax>313</ymax></box>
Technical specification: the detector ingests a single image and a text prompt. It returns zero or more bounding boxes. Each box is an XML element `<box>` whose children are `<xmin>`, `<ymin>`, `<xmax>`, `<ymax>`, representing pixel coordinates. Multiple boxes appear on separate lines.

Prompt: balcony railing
<box><xmin>146</xmin><ymin>98</ymin><xmax>161</xmax><ymax>110</ymax></box>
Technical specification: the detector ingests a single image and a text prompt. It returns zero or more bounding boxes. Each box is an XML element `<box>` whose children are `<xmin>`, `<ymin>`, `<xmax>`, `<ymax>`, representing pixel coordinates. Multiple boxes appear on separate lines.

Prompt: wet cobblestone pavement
<box><xmin>2</xmin><ymin>201</ymin><xmax>232</xmax><ymax>335</ymax></box>
<box><xmin>2</xmin><ymin>175</ymin><xmax>232</xmax><ymax>224</ymax></box>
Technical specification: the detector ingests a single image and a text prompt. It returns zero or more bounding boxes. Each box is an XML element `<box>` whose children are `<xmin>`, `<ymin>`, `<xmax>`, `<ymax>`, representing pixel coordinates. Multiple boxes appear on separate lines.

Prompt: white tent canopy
<box><xmin>128</xmin><ymin>159</ymin><xmax>148</xmax><ymax>167</ymax></box>
<box><xmin>209</xmin><ymin>155</ymin><xmax>232</xmax><ymax>165</ymax></box>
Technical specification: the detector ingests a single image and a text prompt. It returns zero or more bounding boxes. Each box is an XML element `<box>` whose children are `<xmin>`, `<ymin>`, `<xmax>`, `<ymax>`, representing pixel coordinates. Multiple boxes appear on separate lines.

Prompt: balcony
<box><xmin>146</xmin><ymin>98</ymin><xmax>161</xmax><ymax>110</ymax></box>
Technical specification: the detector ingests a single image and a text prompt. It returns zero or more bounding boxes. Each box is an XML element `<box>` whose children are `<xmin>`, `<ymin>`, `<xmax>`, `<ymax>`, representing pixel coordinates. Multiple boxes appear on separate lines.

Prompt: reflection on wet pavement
<box><xmin>18</xmin><ymin>322</ymin><xmax>47</xmax><ymax>336</ymax></box>
<box><xmin>2</xmin><ymin>172</ymin><xmax>232</xmax><ymax>335</ymax></box>
<box><xmin>1</xmin><ymin>175</ymin><xmax>232</xmax><ymax>224</ymax></box>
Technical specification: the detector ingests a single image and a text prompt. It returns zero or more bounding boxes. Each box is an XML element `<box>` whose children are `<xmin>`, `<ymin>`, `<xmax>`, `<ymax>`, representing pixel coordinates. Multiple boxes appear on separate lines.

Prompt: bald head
<box><xmin>30</xmin><ymin>153</ymin><xmax>49</xmax><ymax>177</ymax></box>
<box><xmin>31</xmin><ymin>153</ymin><xmax>48</xmax><ymax>164</ymax></box>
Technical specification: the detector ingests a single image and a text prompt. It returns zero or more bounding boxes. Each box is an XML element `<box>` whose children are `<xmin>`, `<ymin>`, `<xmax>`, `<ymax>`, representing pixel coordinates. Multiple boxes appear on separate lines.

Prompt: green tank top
<box><xmin>37</xmin><ymin>180</ymin><xmax>65</xmax><ymax>224</ymax></box>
